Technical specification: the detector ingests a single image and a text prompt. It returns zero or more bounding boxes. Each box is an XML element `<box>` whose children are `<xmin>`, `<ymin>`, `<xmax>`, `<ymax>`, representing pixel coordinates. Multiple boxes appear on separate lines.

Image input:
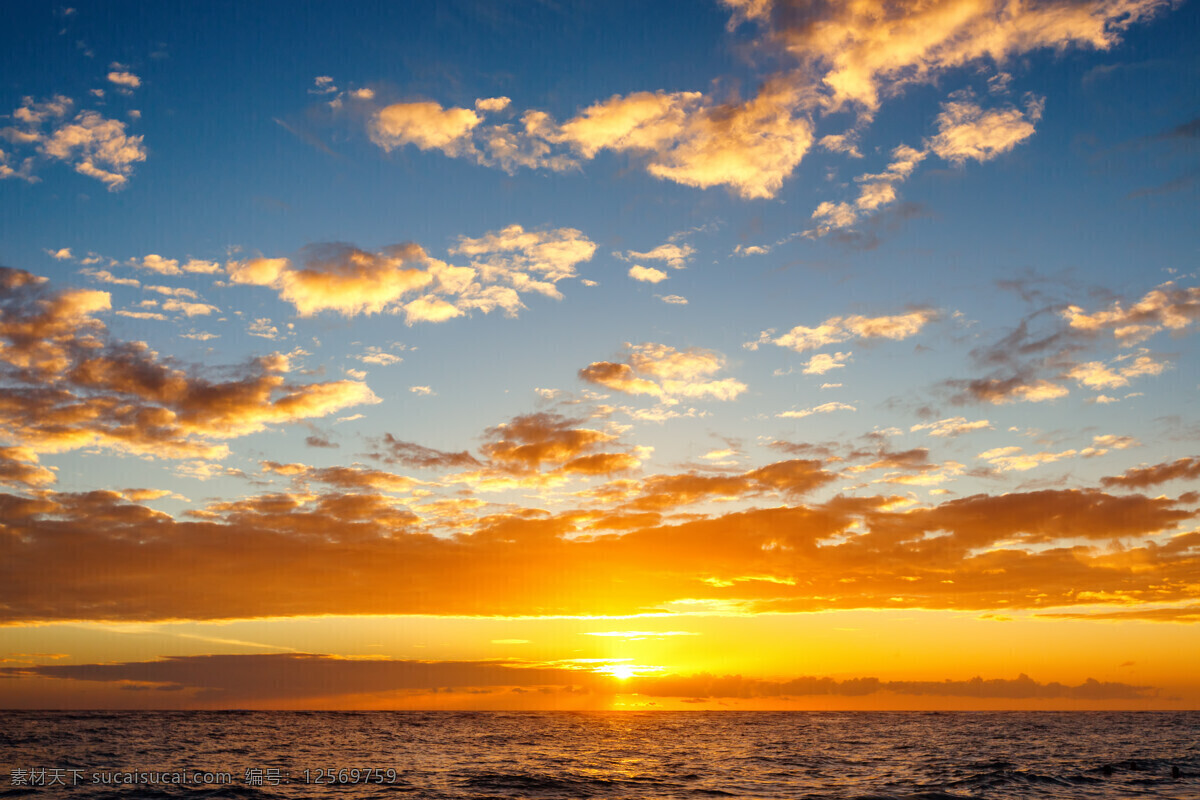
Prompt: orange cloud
<box><xmin>1101</xmin><ymin>457</ymin><xmax>1200</xmax><ymax>489</ymax></box>
<box><xmin>481</xmin><ymin>412</ymin><xmax>618</xmax><ymax>472</ymax></box>
<box><xmin>0</xmin><ymin>482</ymin><xmax>1193</xmax><ymax>623</ymax></box>
<box><xmin>0</xmin><ymin>446</ymin><xmax>56</xmax><ymax>488</ymax></box>
<box><xmin>0</xmin><ymin>269</ymin><xmax>378</xmax><ymax>464</ymax></box>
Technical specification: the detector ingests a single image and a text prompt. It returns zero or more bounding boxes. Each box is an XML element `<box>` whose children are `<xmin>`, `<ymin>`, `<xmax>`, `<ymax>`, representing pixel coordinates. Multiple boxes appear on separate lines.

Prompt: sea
<box><xmin>1</xmin><ymin>711</ymin><xmax>1197</xmax><ymax>799</ymax></box>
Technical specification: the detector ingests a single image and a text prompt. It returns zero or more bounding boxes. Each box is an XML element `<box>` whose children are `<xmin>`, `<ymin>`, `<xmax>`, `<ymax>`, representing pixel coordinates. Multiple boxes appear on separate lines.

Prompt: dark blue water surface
<box><xmin>1</xmin><ymin>711</ymin><xmax>1196</xmax><ymax>799</ymax></box>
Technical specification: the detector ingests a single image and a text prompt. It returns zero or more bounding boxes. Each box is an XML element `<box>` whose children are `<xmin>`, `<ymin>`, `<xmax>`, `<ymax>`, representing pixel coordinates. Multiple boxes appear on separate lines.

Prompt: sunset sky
<box><xmin>1</xmin><ymin>0</ymin><xmax>1197</xmax><ymax>710</ymax></box>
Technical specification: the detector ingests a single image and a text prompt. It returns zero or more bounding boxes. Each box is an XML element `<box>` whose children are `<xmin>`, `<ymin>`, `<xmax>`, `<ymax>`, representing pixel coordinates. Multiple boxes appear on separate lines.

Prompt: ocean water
<box><xmin>1</xmin><ymin>711</ymin><xmax>1197</xmax><ymax>799</ymax></box>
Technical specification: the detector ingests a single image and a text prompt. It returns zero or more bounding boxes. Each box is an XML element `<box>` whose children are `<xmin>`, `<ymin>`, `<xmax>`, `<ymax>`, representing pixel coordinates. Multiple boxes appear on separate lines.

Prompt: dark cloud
<box><xmin>1</xmin><ymin>654</ymin><xmax>605</xmax><ymax>704</ymax></box>
<box><xmin>482</xmin><ymin>412</ymin><xmax>615</xmax><ymax>471</ymax></box>
<box><xmin>630</xmin><ymin>672</ymin><xmax>1153</xmax><ymax>700</ymax></box>
<box><xmin>1038</xmin><ymin>605</ymin><xmax>1200</xmax><ymax>623</ymax></box>
<box><xmin>304</xmin><ymin>434</ymin><xmax>339</xmax><ymax>449</ymax></box>
<box><xmin>1101</xmin><ymin>457</ymin><xmax>1200</xmax><ymax>489</ymax></box>
<box><xmin>0</xmin><ymin>654</ymin><xmax>1156</xmax><ymax>707</ymax></box>
<box><xmin>367</xmin><ymin>433</ymin><xmax>481</xmax><ymax>469</ymax></box>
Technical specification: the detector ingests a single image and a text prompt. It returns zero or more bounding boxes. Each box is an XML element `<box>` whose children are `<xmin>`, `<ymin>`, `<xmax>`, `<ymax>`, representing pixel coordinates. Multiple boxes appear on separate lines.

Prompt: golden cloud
<box><xmin>228</xmin><ymin>226</ymin><xmax>596</xmax><ymax>320</ymax></box>
<box><xmin>580</xmin><ymin>343</ymin><xmax>747</xmax><ymax>402</ymax></box>
<box><xmin>369</xmin><ymin>101</ymin><xmax>481</xmax><ymax>156</ymax></box>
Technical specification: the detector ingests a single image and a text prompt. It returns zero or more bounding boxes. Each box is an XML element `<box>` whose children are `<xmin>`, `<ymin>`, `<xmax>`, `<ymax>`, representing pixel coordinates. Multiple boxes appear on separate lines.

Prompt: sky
<box><xmin>0</xmin><ymin>0</ymin><xmax>1197</xmax><ymax>711</ymax></box>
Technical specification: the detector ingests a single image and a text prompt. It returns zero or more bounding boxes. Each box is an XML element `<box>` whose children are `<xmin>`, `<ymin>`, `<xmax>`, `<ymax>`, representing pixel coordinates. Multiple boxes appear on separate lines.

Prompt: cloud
<box><xmin>765</xmin><ymin>0</ymin><xmax>1174</xmax><ymax>112</ymax></box>
<box><xmin>0</xmin><ymin>481</ymin><xmax>1192</xmax><ymax>622</ymax></box>
<box><xmin>2</xmin><ymin>95</ymin><xmax>147</xmax><ymax>189</ymax></box>
<box><xmin>366</xmin><ymin>434</ymin><xmax>481</xmax><ymax>470</ymax></box>
<box><xmin>145</xmin><ymin>286</ymin><xmax>199</xmax><ymax>299</ymax></box>
<box><xmin>1066</xmin><ymin>354</ymin><xmax>1166</xmax><ymax>389</ymax></box>
<box><xmin>106</xmin><ymin>71</ymin><xmax>141</xmax><ymax>89</ymax></box>
<box><xmin>927</xmin><ymin>93</ymin><xmax>1043</xmax><ymax>164</ymax></box>
<box><xmin>161</xmin><ymin>299</ymin><xmax>220</xmax><ymax>317</ymax></box>
<box><xmin>355</xmin><ymin>346</ymin><xmax>403</xmax><ymax>366</ymax></box>
<box><xmin>808</xmin><ymin>144</ymin><xmax>929</xmax><ymax>235</ymax></box>
<box><xmin>228</xmin><ymin>244</ymin><xmax>435</xmax><ymax>316</ymax></box>
<box><xmin>803</xmin><ymin>351</ymin><xmax>851</xmax><ymax>374</ymax></box>
<box><xmin>1038</xmin><ymin>605</ymin><xmax>1200</xmax><ymax>623</ymax></box>
<box><xmin>0</xmin><ymin>446</ymin><xmax>56</xmax><ymax>488</ymax></box>
<box><xmin>752</xmin><ymin>309</ymin><xmax>936</xmax><ymax>352</ymax></box>
<box><xmin>80</xmin><ymin>269</ymin><xmax>139</xmax><ymax>287</ymax></box>
<box><xmin>260</xmin><ymin>462</ymin><xmax>420</xmax><ymax>497</ymax></box>
<box><xmin>579</xmin><ymin>343</ymin><xmax>747</xmax><ymax>402</ymax></box>
<box><xmin>114</xmin><ymin>310</ymin><xmax>166</xmax><ymax>321</ymax></box>
<box><xmin>0</xmin><ymin>654</ymin><xmax>1156</xmax><ymax>707</ymax></box>
<box><xmin>363</xmin><ymin>413</ymin><xmax>642</xmax><ymax>495</ymax></box>
<box><xmin>808</xmin><ymin>90</ymin><xmax>1041</xmax><ymax>237</ymax></box>
<box><xmin>911</xmin><ymin>417</ymin><xmax>992</xmax><ymax>437</ymax></box>
<box><xmin>1061</xmin><ymin>283</ymin><xmax>1200</xmax><ymax>344</ymax></box>
<box><xmin>229</xmin><ymin>226</ymin><xmax>595</xmax><ymax>321</ymax></box>
<box><xmin>776</xmin><ymin>401</ymin><xmax>856</xmax><ymax>419</ymax></box>
<box><xmin>481</xmin><ymin>412</ymin><xmax>619</xmax><ymax>472</ymax></box>
<box><xmin>0</xmin><ymin>268</ymin><xmax>378</xmax><ymax>463</ymax></box>
<box><xmin>979</xmin><ymin>445</ymin><xmax>1078</xmax><ymax>472</ymax></box>
<box><xmin>617</xmin><ymin>80</ymin><xmax>814</xmax><ymax>199</ymax></box>
<box><xmin>247</xmin><ymin>318</ymin><xmax>278</xmax><ymax>339</ymax></box>
<box><xmin>345</xmin><ymin>0</ymin><xmax>1174</xmax><ymax>204</ymax></box>
<box><xmin>40</xmin><ymin>111</ymin><xmax>145</xmax><ymax>189</ymax></box>
<box><xmin>629</xmin><ymin>671</ymin><xmax>1152</xmax><ymax>701</ymax></box>
<box><xmin>629</xmin><ymin>265</ymin><xmax>668</xmax><ymax>283</ymax></box>
<box><xmin>309</xmin><ymin>76</ymin><xmax>337</xmax><ymax>95</ymax></box>
<box><xmin>449</xmin><ymin>224</ymin><xmax>597</xmax><ymax>298</ymax></box>
<box><xmin>946</xmin><ymin>297</ymin><xmax>1176</xmax><ymax>408</ymax></box>
<box><xmin>475</xmin><ymin>97</ymin><xmax>512</xmax><ymax>113</ymax></box>
<box><xmin>952</xmin><ymin>375</ymin><xmax>1069</xmax><ymax>405</ymax></box>
<box><xmin>363</xmin><ymin>81</ymin><xmax>814</xmax><ymax>198</ymax></box>
<box><xmin>0</xmin><ymin>653</ymin><xmax>607</xmax><ymax>705</ymax></box>
<box><xmin>1101</xmin><ymin>457</ymin><xmax>1200</xmax><ymax>489</ymax></box>
<box><xmin>819</xmin><ymin>131</ymin><xmax>863</xmax><ymax>158</ymax></box>
<box><xmin>131</xmin><ymin>255</ymin><xmax>219</xmax><ymax>276</ymax></box>
<box><xmin>369</xmin><ymin>101</ymin><xmax>481</xmax><ymax>156</ymax></box>
<box><xmin>659</xmin><ymin>294</ymin><xmax>688</xmax><ymax>305</ymax></box>
<box><xmin>628</xmin><ymin>459</ymin><xmax>836</xmax><ymax>510</ymax></box>
<box><xmin>618</xmin><ymin>242</ymin><xmax>696</xmax><ymax>270</ymax></box>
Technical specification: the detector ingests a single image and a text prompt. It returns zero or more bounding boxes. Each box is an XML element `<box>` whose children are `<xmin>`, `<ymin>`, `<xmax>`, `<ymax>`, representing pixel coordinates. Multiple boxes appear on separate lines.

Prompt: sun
<box><xmin>609</xmin><ymin>664</ymin><xmax>638</xmax><ymax>681</ymax></box>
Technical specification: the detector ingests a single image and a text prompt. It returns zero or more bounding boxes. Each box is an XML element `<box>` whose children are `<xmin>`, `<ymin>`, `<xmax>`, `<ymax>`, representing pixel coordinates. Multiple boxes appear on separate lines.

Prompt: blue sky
<box><xmin>0</xmin><ymin>0</ymin><xmax>1197</xmax><ymax>709</ymax></box>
